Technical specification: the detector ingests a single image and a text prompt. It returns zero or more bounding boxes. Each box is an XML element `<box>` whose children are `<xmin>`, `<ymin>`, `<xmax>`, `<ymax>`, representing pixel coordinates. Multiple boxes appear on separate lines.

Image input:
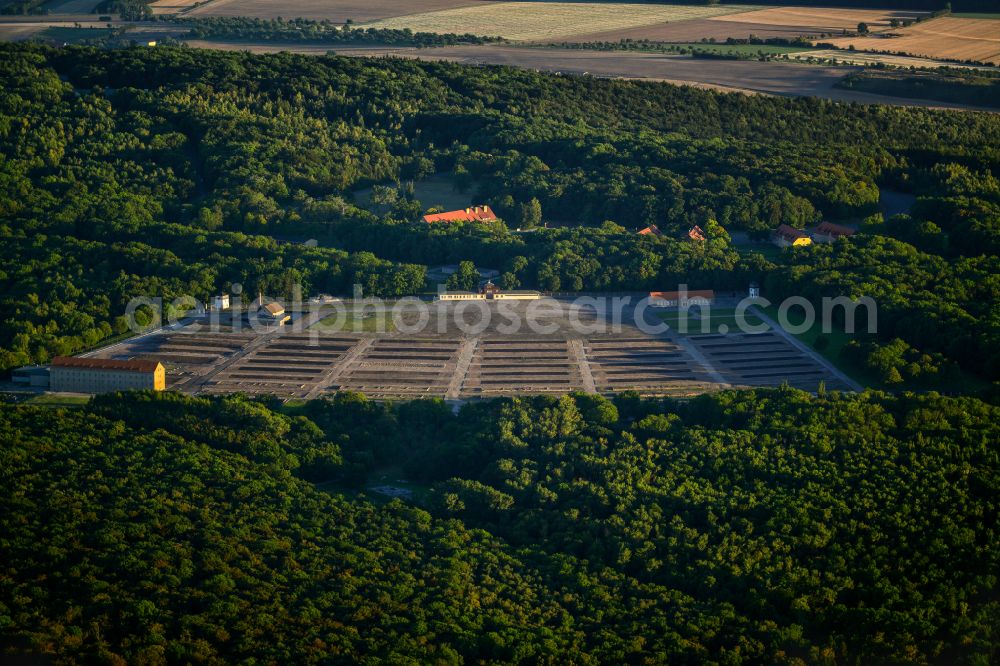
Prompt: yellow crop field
<box><xmin>820</xmin><ymin>17</ymin><xmax>1000</xmax><ymax>65</ymax></box>
<box><xmin>366</xmin><ymin>2</ymin><xmax>760</xmax><ymax>42</ymax></box>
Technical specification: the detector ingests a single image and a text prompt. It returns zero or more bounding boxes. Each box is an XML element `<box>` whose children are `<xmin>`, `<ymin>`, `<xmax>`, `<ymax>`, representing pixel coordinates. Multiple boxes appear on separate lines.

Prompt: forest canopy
<box><xmin>1</xmin><ymin>388</ymin><xmax>998</xmax><ymax>664</ymax></box>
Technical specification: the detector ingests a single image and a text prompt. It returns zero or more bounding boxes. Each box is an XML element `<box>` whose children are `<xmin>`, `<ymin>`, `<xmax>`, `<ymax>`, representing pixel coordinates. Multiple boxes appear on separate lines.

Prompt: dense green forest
<box><xmin>1</xmin><ymin>389</ymin><xmax>997</xmax><ymax>663</ymax></box>
<box><xmin>1</xmin><ymin>42</ymin><xmax>997</xmax><ymax>384</ymax></box>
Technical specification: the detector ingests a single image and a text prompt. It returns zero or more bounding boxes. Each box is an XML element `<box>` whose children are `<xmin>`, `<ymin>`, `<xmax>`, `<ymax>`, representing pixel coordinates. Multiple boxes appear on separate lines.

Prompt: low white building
<box><xmin>437</xmin><ymin>282</ymin><xmax>542</xmax><ymax>301</ymax></box>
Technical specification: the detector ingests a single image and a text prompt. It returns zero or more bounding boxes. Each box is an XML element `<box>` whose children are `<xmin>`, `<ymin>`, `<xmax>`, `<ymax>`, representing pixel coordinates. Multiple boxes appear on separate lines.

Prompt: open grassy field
<box><xmin>186</xmin><ymin>0</ymin><xmax>494</xmax><ymax>22</ymax></box>
<box><xmin>657</xmin><ymin>307</ymin><xmax>767</xmax><ymax>336</ymax></box>
<box><xmin>367</xmin><ymin>2</ymin><xmax>759</xmax><ymax>42</ymax></box>
<box><xmin>820</xmin><ymin>17</ymin><xmax>1000</xmax><ymax>66</ymax></box>
<box><xmin>41</xmin><ymin>0</ymin><xmax>100</xmax><ymax>12</ymax></box>
<box><xmin>25</xmin><ymin>393</ymin><xmax>91</xmax><ymax>407</ymax></box>
<box><xmin>354</xmin><ymin>174</ymin><xmax>475</xmax><ymax>214</ymax></box>
<box><xmin>40</xmin><ymin>25</ymin><xmax>115</xmax><ymax>42</ymax></box>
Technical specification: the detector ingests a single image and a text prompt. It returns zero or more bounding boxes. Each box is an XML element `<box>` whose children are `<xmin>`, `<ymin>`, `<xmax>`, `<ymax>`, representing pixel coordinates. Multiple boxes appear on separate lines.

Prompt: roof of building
<box><xmin>687</xmin><ymin>225</ymin><xmax>707</xmax><ymax>241</ymax></box>
<box><xmin>51</xmin><ymin>356</ymin><xmax>162</xmax><ymax>373</ymax></box>
<box><xmin>774</xmin><ymin>224</ymin><xmax>809</xmax><ymax>242</ymax></box>
<box><xmin>637</xmin><ymin>224</ymin><xmax>663</xmax><ymax>237</ymax></box>
<box><xmin>649</xmin><ymin>290</ymin><xmax>715</xmax><ymax>300</ymax></box>
<box><xmin>262</xmin><ymin>302</ymin><xmax>285</xmax><ymax>315</ymax></box>
<box><xmin>816</xmin><ymin>221</ymin><xmax>856</xmax><ymax>237</ymax></box>
<box><xmin>422</xmin><ymin>205</ymin><xmax>497</xmax><ymax>224</ymax></box>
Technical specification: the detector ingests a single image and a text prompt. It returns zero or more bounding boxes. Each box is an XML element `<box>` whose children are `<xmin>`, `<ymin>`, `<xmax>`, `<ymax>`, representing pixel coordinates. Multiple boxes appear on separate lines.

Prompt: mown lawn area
<box><xmin>657</xmin><ymin>307</ymin><xmax>767</xmax><ymax>336</ymax></box>
<box><xmin>25</xmin><ymin>393</ymin><xmax>91</xmax><ymax>407</ymax></box>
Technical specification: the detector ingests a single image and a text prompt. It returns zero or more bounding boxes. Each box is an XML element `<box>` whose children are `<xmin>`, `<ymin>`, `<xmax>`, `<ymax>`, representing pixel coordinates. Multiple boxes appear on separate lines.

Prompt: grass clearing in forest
<box><xmin>354</xmin><ymin>174</ymin><xmax>475</xmax><ymax>214</ymax></box>
<box><xmin>366</xmin><ymin>2</ymin><xmax>759</xmax><ymax>42</ymax></box>
<box><xmin>25</xmin><ymin>394</ymin><xmax>91</xmax><ymax>407</ymax></box>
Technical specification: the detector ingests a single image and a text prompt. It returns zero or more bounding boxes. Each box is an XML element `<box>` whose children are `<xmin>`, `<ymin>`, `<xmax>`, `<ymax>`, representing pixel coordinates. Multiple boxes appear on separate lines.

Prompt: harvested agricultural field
<box><xmin>186</xmin><ymin>0</ymin><xmax>494</xmax><ymax>22</ymax></box>
<box><xmin>567</xmin><ymin>6</ymin><xmax>926</xmax><ymax>44</ymax></box>
<box><xmin>819</xmin><ymin>17</ymin><xmax>1000</xmax><ymax>66</ymax></box>
<box><xmin>0</xmin><ymin>23</ymin><xmax>45</xmax><ymax>41</ymax></box>
<box><xmin>148</xmin><ymin>0</ymin><xmax>206</xmax><ymax>16</ymax></box>
<box><xmin>566</xmin><ymin>18</ymin><xmax>831</xmax><ymax>44</ymax></box>
<box><xmin>366</xmin><ymin>2</ymin><xmax>758</xmax><ymax>42</ymax></box>
<box><xmin>712</xmin><ymin>6</ymin><xmax>925</xmax><ymax>34</ymax></box>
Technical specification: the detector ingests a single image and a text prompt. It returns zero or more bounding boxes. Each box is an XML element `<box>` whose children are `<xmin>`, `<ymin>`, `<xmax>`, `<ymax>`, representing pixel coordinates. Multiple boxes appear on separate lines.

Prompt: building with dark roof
<box><xmin>649</xmin><ymin>290</ymin><xmax>715</xmax><ymax>307</ymax></box>
<box><xmin>812</xmin><ymin>221</ymin><xmax>856</xmax><ymax>243</ymax></box>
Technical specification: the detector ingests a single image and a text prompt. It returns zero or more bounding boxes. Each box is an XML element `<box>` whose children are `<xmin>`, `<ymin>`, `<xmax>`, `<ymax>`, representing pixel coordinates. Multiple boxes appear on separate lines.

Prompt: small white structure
<box><xmin>437</xmin><ymin>291</ymin><xmax>483</xmax><ymax>301</ymax></box>
<box><xmin>211</xmin><ymin>294</ymin><xmax>230</xmax><ymax>311</ymax></box>
<box><xmin>749</xmin><ymin>282</ymin><xmax>760</xmax><ymax>299</ymax></box>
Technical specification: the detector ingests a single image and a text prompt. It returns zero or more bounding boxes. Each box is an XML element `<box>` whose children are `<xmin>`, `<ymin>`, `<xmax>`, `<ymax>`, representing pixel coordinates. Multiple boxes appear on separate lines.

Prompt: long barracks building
<box><xmin>49</xmin><ymin>356</ymin><xmax>166</xmax><ymax>393</ymax></box>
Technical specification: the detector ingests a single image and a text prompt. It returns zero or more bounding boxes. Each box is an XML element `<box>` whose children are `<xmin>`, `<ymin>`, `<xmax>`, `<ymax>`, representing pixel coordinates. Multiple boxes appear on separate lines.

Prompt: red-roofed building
<box><xmin>812</xmin><ymin>221</ymin><xmax>856</xmax><ymax>243</ymax></box>
<box><xmin>422</xmin><ymin>205</ymin><xmax>498</xmax><ymax>224</ymax></box>
<box><xmin>649</xmin><ymin>290</ymin><xmax>715</xmax><ymax>307</ymax></box>
<box><xmin>50</xmin><ymin>356</ymin><xmax>165</xmax><ymax>393</ymax></box>
<box><xmin>772</xmin><ymin>224</ymin><xmax>812</xmax><ymax>248</ymax></box>
<box><xmin>637</xmin><ymin>224</ymin><xmax>663</xmax><ymax>237</ymax></box>
<box><xmin>687</xmin><ymin>225</ymin><xmax>707</xmax><ymax>241</ymax></box>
